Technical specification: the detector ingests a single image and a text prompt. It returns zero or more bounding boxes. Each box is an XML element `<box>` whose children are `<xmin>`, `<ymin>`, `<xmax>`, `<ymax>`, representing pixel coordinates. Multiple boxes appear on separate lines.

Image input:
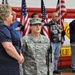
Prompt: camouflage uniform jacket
<box><xmin>21</xmin><ymin>34</ymin><xmax>50</xmax><ymax>75</ymax></box>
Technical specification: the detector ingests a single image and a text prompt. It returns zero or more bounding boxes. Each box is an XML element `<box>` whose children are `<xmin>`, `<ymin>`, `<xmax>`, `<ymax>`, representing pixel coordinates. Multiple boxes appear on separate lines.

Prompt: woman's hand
<box><xmin>18</xmin><ymin>54</ymin><xmax>24</xmax><ymax>64</ymax></box>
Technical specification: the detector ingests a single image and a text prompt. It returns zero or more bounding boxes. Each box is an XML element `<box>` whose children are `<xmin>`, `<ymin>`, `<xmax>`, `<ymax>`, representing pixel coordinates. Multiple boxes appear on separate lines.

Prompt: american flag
<box><xmin>41</xmin><ymin>0</ymin><xmax>50</xmax><ymax>39</ymax></box>
<box><xmin>20</xmin><ymin>0</ymin><xmax>30</xmax><ymax>36</ymax></box>
<box><xmin>56</xmin><ymin>0</ymin><xmax>67</xmax><ymax>29</ymax></box>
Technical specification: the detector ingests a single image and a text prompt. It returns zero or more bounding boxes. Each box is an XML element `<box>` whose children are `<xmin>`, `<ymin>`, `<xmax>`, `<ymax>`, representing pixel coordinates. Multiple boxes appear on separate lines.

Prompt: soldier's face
<box><xmin>30</xmin><ymin>24</ymin><xmax>42</xmax><ymax>33</ymax></box>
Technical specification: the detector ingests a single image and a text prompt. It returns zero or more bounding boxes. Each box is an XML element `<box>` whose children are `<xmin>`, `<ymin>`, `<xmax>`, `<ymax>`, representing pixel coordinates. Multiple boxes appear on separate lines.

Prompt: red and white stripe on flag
<box><xmin>42</xmin><ymin>15</ymin><xmax>50</xmax><ymax>39</ymax></box>
<box><xmin>41</xmin><ymin>0</ymin><xmax>50</xmax><ymax>39</ymax></box>
<box><xmin>20</xmin><ymin>0</ymin><xmax>30</xmax><ymax>36</ymax></box>
<box><xmin>56</xmin><ymin>0</ymin><xmax>67</xmax><ymax>29</ymax></box>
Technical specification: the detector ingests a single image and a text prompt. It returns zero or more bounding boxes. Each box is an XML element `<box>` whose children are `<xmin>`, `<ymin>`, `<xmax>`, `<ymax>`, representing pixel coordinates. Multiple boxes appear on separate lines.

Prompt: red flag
<box><xmin>56</xmin><ymin>0</ymin><xmax>67</xmax><ymax>29</ymax></box>
<box><xmin>20</xmin><ymin>0</ymin><xmax>30</xmax><ymax>36</ymax></box>
<box><xmin>41</xmin><ymin>0</ymin><xmax>50</xmax><ymax>39</ymax></box>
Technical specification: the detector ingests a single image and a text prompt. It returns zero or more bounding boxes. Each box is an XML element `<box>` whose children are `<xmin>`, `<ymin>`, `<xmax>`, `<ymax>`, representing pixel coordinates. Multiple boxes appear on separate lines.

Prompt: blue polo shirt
<box><xmin>0</xmin><ymin>22</ymin><xmax>21</xmax><ymax>62</ymax></box>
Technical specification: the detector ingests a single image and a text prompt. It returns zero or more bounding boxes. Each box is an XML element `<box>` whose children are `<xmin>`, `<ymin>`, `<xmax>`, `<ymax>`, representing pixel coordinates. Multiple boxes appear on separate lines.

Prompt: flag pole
<box><xmin>41</xmin><ymin>1</ymin><xmax>50</xmax><ymax>75</ymax></box>
<box><xmin>56</xmin><ymin>0</ymin><xmax>67</xmax><ymax>70</ymax></box>
<box><xmin>59</xmin><ymin>0</ymin><xmax>62</xmax><ymax>70</ymax></box>
<box><xmin>60</xmin><ymin>0</ymin><xmax>61</xmax><ymax>26</ymax></box>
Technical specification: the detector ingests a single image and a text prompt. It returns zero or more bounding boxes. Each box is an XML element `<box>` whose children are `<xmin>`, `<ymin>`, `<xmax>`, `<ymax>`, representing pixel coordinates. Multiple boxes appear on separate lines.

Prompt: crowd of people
<box><xmin>0</xmin><ymin>4</ymin><xmax>75</xmax><ymax>75</ymax></box>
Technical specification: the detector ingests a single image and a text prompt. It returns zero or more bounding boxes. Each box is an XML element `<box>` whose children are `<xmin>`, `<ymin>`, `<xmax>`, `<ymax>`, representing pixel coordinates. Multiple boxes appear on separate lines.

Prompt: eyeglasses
<box><xmin>55</xmin><ymin>16</ymin><xmax>58</xmax><ymax>17</ymax></box>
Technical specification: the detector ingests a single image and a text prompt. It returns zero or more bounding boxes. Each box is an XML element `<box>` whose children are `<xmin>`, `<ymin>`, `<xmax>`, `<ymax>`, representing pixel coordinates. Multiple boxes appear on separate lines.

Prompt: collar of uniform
<box><xmin>30</xmin><ymin>33</ymin><xmax>42</xmax><ymax>43</ymax></box>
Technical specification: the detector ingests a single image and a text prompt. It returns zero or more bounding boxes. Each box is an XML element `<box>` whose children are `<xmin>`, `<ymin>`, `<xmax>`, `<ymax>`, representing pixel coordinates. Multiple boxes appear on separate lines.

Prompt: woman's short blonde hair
<box><xmin>0</xmin><ymin>4</ymin><xmax>12</xmax><ymax>22</ymax></box>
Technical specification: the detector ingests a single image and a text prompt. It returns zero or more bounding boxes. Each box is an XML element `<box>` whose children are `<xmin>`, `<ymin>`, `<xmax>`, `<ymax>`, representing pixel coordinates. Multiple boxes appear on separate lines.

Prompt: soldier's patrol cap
<box><xmin>30</xmin><ymin>18</ymin><xmax>42</xmax><ymax>25</ymax></box>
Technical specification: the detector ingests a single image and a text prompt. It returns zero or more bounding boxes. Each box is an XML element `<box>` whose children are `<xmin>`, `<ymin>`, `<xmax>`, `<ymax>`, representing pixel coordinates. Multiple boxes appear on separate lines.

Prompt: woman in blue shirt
<box><xmin>0</xmin><ymin>4</ymin><xmax>24</xmax><ymax>75</ymax></box>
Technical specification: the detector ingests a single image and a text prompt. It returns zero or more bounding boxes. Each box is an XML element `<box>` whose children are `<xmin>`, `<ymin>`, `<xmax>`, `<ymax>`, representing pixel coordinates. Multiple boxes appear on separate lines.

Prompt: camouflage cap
<box><xmin>30</xmin><ymin>18</ymin><xmax>41</xmax><ymax>25</ymax></box>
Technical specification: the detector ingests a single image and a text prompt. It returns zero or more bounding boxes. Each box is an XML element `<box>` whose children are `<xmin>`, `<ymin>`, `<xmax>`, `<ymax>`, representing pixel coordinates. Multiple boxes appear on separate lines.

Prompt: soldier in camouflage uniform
<box><xmin>21</xmin><ymin>18</ymin><xmax>53</xmax><ymax>75</ymax></box>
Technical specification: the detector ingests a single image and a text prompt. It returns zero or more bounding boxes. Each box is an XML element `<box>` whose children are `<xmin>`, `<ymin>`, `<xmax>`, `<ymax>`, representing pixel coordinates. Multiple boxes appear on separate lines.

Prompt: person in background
<box><xmin>31</xmin><ymin>12</ymin><xmax>39</xmax><ymax>18</ymax></box>
<box><xmin>21</xmin><ymin>18</ymin><xmax>53</xmax><ymax>75</ymax></box>
<box><xmin>11</xmin><ymin>11</ymin><xmax>24</xmax><ymax>75</ymax></box>
<box><xmin>11</xmin><ymin>11</ymin><xmax>24</xmax><ymax>38</ymax></box>
<box><xmin>49</xmin><ymin>12</ymin><xmax>65</xmax><ymax>74</ymax></box>
<box><xmin>69</xmin><ymin>19</ymin><xmax>75</xmax><ymax>73</ymax></box>
<box><xmin>12</xmin><ymin>11</ymin><xmax>17</xmax><ymax>23</ymax></box>
<box><xmin>0</xmin><ymin>4</ymin><xmax>24</xmax><ymax>75</ymax></box>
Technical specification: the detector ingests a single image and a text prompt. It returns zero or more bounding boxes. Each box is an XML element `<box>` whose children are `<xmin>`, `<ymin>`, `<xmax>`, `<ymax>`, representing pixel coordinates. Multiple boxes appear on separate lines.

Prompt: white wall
<box><xmin>0</xmin><ymin>0</ymin><xmax>75</xmax><ymax>9</ymax></box>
